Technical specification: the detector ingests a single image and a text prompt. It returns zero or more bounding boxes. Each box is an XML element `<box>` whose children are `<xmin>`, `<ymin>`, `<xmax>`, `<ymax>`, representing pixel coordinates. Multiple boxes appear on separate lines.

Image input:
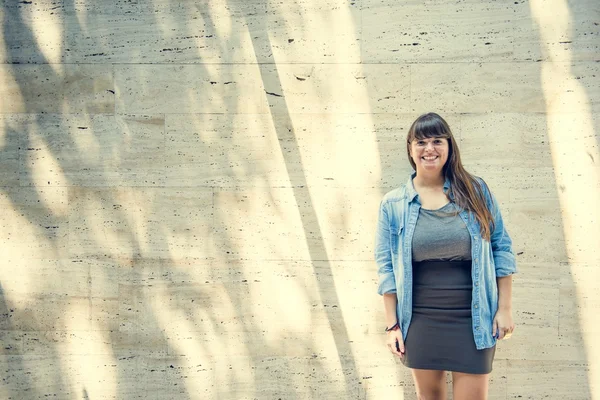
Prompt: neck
<box><xmin>414</xmin><ymin>171</ymin><xmax>445</xmax><ymax>189</ymax></box>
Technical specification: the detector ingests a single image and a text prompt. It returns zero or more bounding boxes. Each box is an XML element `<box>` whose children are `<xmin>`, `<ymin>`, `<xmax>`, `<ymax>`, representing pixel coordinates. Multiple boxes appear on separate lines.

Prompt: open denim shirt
<box><xmin>375</xmin><ymin>173</ymin><xmax>517</xmax><ymax>350</ymax></box>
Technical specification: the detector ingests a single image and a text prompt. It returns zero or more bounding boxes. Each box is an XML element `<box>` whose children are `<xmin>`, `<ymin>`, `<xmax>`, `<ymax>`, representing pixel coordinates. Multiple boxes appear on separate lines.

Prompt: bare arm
<box><xmin>383</xmin><ymin>293</ymin><xmax>398</xmax><ymax>327</ymax></box>
<box><xmin>497</xmin><ymin>274</ymin><xmax>513</xmax><ymax>311</ymax></box>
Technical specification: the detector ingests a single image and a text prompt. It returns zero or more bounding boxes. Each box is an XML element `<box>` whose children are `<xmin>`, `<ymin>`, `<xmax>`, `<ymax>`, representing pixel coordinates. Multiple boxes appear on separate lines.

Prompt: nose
<box><xmin>425</xmin><ymin>141</ymin><xmax>435</xmax><ymax>151</ymax></box>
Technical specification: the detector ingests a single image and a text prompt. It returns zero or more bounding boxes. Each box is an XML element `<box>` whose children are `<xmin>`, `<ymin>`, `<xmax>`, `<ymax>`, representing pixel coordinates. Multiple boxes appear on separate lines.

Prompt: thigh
<box><xmin>452</xmin><ymin>371</ymin><xmax>490</xmax><ymax>400</ymax></box>
<box><xmin>411</xmin><ymin>369</ymin><xmax>447</xmax><ymax>400</ymax></box>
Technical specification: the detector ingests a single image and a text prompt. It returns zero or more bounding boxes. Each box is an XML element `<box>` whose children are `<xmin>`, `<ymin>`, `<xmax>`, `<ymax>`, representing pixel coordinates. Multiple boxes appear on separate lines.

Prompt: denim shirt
<box><xmin>375</xmin><ymin>173</ymin><xmax>517</xmax><ymax>350</ymax></box>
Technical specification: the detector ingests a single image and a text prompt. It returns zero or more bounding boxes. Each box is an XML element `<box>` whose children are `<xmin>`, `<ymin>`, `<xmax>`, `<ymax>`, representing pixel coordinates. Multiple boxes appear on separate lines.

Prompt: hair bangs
<box><xmin>409</xmin><ymin>115</ymin><xmax>451</xmax><ymax>142</ymax></box>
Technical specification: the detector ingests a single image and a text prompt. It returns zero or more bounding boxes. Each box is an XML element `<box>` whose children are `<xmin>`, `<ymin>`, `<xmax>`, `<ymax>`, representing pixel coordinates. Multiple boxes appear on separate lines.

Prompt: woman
<box><xmin>375</xmin><ymin>113</ymin><xmax>516</xmax><ymax>399</ymax></box>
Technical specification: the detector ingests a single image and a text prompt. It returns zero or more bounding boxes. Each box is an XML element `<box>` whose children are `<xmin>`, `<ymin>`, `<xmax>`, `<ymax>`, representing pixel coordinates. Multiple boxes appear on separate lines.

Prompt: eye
<box><xmin>416</xmin><ymin>140</ymin><xmax>426</xmax><ymax>146</ymax></box>
<box><xmin>433</xmin><ymin>139</ymin><xmax>443</xmax><ymax>145</ymax></box>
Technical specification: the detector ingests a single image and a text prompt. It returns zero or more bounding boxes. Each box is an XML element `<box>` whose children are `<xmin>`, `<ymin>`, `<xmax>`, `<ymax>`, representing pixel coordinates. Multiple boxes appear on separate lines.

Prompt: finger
<box><xmin>394</xmin><ymin>340</ymin><xmax>404</xmax><ymax>359</ymax></box>
<box><xmin>387</xmin><ymin>341</ymin><xmax>400</xmax><ymax>356</ymax></box>
<box><xmin>388</xmin><ymin>343</ymin><xmax>400</xmax><ymax>356</ymax></box>
<box><xmin>499</xmin><ymin>328</ymin><xmax>507</xmax><ymax>340</ymax></box>
<box><xmin>492</xmin><ymin>319</ymin><xmax>498</xmax><ymax>338</ymax></box>
<box><xmin>397</xmin><ymin>339</ymin><xmax>405</xmax><ymax>355</ymax></box>
<box><xmin>394</xmin><ymin>339</ymin><xmax>404</xmax><ymax>357</ymax></box>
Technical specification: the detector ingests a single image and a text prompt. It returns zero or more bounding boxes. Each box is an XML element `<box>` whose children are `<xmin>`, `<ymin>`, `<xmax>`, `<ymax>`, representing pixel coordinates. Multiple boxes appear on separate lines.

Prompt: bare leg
<box><xmin>411</xmin><ymin>369</ymin><xmax>447</xmax><ymax>400</ymax></box>
<box><xmin>451</xmin><ymin>371</ymin><xmax>489</xmax><ymax>400</ymax></box>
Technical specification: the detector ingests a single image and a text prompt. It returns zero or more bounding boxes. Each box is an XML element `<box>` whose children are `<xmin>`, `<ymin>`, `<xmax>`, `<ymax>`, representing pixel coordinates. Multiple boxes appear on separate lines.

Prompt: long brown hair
<box><xmin>406</xmin><ymin>112</ymin><xmax>495</xmax><ymax>240</ymax></box>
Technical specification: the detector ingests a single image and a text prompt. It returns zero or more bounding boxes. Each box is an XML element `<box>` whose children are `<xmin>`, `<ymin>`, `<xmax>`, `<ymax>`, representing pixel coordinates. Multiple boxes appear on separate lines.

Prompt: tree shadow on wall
<box><xmin>1</xmin><ymin>0</ymin><xmax>368</xmax><ymax>398</ymax></box>
<box><xmin>1</xmin><ymin>0</ymin><xmax>190</xmax><ymax>398</ymax></box>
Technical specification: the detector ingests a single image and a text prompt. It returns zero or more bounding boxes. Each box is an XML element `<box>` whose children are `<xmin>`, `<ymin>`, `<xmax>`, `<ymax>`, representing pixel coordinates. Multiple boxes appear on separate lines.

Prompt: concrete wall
<box><xmin>0</xmin><ymin>0</ymin><xmax>599</xmax><ymax>398</ymax></box>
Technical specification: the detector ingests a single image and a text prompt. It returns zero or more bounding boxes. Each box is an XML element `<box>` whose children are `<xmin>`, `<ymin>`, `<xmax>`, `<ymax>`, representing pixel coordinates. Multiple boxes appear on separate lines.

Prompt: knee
<box><xmin>417</xmin><ymin>387</ymin><xmax>445</xmax><ymax>400</ymax></box>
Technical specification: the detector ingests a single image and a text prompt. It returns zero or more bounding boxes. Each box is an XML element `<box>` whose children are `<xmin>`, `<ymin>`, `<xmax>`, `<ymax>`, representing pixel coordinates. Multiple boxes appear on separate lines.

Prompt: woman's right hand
<box><xmin>386</xmin><ymin>328</ymin><xmax>405</xmax><ymax>358</ymax></box>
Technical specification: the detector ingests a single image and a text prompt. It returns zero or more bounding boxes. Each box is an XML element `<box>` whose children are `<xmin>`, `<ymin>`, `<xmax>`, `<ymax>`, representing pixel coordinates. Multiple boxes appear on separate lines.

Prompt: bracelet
<box><xmin>385</xmin><ymin>322</ymin><xmax>399</xmax><ymax>332</ymax></box>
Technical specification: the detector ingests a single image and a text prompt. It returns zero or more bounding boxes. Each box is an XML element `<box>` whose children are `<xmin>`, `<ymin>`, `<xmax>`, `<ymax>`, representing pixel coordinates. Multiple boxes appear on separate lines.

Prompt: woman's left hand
<box><xmin>492</xmin><ymin>308</ymin><xmax>515</xmax><ymax>340</ymax></box>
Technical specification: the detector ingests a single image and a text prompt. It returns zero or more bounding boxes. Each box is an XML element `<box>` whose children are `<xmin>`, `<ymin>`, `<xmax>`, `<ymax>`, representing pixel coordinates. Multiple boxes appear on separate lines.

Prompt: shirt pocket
<box><xmin>390</xmin><ymin>221</ymin><xmax>404</xmax><ymax>254</ymax></box>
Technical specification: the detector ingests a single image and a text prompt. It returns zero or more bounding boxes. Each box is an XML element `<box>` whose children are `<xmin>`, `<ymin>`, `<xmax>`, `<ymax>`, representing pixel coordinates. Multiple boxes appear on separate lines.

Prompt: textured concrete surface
<box><xmin>1</xmin><ymin>0</ymin><xmax>599</xmax><ymax>399</ymax></box>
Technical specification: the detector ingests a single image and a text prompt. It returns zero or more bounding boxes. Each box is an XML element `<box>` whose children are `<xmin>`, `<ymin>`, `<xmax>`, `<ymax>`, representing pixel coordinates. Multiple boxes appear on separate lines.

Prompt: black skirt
<box><xmin>401</xmin><ymin>260</ymin><xmax>495</xmax><ymax>374</ymax></box>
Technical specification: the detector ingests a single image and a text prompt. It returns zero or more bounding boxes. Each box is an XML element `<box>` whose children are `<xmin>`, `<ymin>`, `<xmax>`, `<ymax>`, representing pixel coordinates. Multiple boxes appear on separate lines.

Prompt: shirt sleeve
<box><xmin>484</xmin><ymin>183</ymin><xmax>517</xmax><ymax>277</ymax></box>
<box><xmin>375</xmin><ymin>200</ymin><xmax>397</xmax><ymax>295</ymax></box>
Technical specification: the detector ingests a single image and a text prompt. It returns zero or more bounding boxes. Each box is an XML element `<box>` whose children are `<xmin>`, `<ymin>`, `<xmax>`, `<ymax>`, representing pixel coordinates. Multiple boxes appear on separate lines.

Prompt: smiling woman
<box><xmin>375</xmin><ymin>112</ymin><xmax>517</xmax><ymax>400</ymax></box>
<box><xmin>410</xmin><ymin>137</ymin><xmax>448</xmax><ymax>172</ymax></box>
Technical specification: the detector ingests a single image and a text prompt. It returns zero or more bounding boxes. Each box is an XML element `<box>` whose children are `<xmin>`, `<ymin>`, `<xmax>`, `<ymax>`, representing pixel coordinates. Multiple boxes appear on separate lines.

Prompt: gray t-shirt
<box><xmin>412</xmin><ymin>202</ymin><xmax>472</xmax><ymax>262</ymax></box>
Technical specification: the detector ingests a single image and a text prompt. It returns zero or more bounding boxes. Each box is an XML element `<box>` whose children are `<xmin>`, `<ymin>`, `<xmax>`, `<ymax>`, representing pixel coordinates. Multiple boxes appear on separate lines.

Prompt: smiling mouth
<box><xmin>422</xmin><ymin>156</ymin><xmax>438</xmax><ymax>161</ymax></box>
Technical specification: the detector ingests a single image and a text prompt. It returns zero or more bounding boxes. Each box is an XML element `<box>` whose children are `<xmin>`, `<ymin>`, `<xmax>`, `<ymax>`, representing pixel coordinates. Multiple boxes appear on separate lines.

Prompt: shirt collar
<box><xmin>406</xmin><ymin>171</ymin><xmax>452</xmax><ymax>203</ymax></box>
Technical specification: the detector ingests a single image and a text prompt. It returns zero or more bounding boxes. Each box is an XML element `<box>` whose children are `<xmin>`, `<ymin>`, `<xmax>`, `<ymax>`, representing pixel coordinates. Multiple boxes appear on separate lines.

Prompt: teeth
<box><xmin>423</xmin><ymin>156</ymin><xmax>437</xmax><ymax>160</ymax></box>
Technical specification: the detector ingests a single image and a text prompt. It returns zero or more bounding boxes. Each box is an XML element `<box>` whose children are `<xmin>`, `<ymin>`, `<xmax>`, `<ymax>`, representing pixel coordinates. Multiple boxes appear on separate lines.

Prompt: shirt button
<box><xmin>475</xmin><ymin>304</ymin><xmax>478</xmax><ymax>308</ymax></box>
<box><xmin>475</xmin><ymin>282</ymin><xmax>479</xmax><ymax>286</ymax></box>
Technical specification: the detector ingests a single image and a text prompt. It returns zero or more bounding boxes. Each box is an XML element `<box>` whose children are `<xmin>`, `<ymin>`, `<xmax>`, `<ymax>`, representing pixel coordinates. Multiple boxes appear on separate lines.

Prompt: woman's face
<box><xmin>409</xmin><ymin>137</ymin><xmax>450</xmax><ymax>175</ymax></box>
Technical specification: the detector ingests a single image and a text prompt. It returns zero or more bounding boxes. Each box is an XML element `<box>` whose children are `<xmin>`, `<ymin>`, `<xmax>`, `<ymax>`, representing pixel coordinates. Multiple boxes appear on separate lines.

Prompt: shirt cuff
<box><xmin>377</xmin><ymin>272</ymin><xmax>397</xmax><ymax>295</ymax></box>
<box><xmin>494</xmin><ymin>251</ymin><xmax>517</xmax><ymax>277</ymax></box>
